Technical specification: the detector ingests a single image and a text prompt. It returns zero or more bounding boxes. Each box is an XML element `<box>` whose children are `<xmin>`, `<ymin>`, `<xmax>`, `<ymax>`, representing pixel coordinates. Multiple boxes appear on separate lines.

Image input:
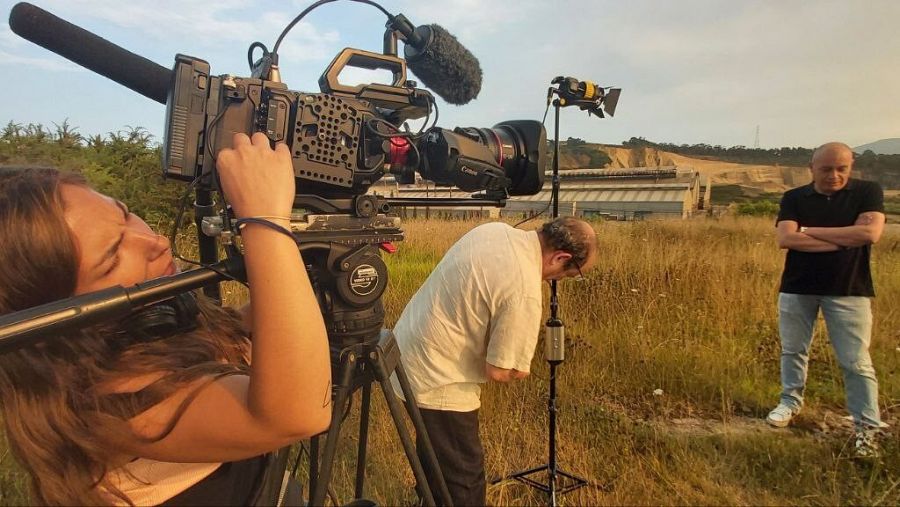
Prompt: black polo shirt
<box><xmin>776</xmin><ymin>178</ymin><xmax>883</xmax><ymax>296</ymax></box>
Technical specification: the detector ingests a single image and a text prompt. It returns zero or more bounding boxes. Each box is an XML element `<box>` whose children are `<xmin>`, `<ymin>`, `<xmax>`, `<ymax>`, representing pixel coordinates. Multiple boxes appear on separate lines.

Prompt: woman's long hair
<box><xmin>0</xmin><ymin>167</ymin><xmax>251</xmax><ymax>505</ymax></box>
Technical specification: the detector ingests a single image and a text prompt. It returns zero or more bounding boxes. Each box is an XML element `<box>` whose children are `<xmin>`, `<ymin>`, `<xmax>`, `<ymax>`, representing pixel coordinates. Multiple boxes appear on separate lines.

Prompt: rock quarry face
<box><xmin>562</xmin><ymin>145</ymin><xmax>811</xmax><ymax>192</ymax></box>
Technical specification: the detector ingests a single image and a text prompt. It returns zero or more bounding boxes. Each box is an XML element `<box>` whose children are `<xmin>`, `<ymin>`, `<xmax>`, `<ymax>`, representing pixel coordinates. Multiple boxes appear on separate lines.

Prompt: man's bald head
<box><xmin>809</xmin><ymin>141</ymin><xmax>854</xmax><ymax>195</ymax></box>
<box><xmin>810</xmin><ymin>142</ymin><xmax>854</xmax><ymax>166</ymax></box>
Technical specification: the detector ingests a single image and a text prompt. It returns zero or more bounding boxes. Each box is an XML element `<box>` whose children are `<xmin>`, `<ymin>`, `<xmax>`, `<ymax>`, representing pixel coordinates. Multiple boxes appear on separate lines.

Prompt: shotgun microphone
<box><xmin>8</xmin><ymin>2</ymin><xmax>172</xmax><ymax>105</ymax></box>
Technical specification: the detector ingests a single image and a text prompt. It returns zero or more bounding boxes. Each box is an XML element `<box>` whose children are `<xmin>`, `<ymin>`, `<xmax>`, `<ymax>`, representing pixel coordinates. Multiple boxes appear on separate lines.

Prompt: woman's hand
<box><xmin>215</xmin><ymin>133</ymin><xmax>295</xmax><ymax>219</ymax></box>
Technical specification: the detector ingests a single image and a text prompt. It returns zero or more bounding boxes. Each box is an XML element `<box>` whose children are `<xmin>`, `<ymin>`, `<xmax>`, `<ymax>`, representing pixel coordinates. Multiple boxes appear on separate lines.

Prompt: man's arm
<box><xmin>776</xmin><ymin>220</ymin><xmax>841</xmax><ymax>252</ymax></box>
<box><xmin>802</xmin><ymin>211</ymin><xmax>886</xmax><ymax>247</ymax></box>
<box><xmin>485</xmin><ymin>363</ymin><xmax>529</xmax><ymax>382</ymax></box>
<box><xmin>484</xmin><ymin>293</ymin><xmax>543</xmax><ymax>384</ymax></box>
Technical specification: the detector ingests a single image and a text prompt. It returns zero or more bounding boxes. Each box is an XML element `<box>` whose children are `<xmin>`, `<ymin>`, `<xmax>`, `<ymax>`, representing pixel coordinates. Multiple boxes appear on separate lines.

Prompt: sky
<box><xmin>1</xmin><ymin>0</ymin><xmax>899</xmax><ymax>150</ymax></box>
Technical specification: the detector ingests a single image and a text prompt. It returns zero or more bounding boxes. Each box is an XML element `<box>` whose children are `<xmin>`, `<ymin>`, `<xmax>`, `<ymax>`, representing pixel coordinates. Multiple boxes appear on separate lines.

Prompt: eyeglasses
<box><xmin>571</xmin><ymin>258</ymin><xmax>586</xmax><ymax>282</ymax></box>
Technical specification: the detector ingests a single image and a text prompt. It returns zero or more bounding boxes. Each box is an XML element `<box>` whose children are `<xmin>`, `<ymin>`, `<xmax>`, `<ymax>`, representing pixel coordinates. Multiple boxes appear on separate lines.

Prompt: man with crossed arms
<box><xmin>768</xmin><ymin>141</ymin><xmax>887</xmax><ymax>458</ymax></box>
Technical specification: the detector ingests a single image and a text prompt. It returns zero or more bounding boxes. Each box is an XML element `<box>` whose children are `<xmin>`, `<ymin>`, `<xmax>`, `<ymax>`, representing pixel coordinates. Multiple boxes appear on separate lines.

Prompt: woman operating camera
<box><xmin>0</xmin><ymin>133</ymin><xmax>330</xmax><ymax>505</ymax></box>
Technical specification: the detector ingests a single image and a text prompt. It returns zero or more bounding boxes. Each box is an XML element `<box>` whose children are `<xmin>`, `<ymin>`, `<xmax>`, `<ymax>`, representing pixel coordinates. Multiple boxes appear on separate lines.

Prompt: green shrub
<box><xmin>736</xmin><ymin>200</ymin><xmax>779</xmax><ymax>216</ymax></box>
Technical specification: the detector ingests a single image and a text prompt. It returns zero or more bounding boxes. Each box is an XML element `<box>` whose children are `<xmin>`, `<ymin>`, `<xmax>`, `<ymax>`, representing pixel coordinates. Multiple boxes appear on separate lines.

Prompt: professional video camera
<box><xmin>164</xmin><ymin>47</ymin><xmax>546</xmax><ymax>200</ymax></box>
<box><xmin>157</xmin><ymin>6</ymin><xmax>546</xmax><ymax>350</ymax></box>
<box><xmin>159</xmin><ymin>8</ymin><xmax>546</xmax><ymax>200</ymax></box>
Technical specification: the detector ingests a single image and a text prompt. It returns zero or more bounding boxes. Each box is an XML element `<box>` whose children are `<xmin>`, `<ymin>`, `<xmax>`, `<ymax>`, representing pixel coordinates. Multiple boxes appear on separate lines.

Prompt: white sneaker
<box><xmin>766</xmin><ymin>403</ymin><xmax>798</xmax><ymax>428</ymax></box>
<box><xmin>853</xmin><ymin>429</ymin><xmax>880</xmax><ymax>459</ymax></box>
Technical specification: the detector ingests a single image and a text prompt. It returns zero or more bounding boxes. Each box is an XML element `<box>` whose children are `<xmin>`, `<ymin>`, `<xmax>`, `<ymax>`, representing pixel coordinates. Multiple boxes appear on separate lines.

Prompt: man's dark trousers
<box><xmin>416</xmin><ymin>408</ymin><xmax>486</xmax><ymax>507</ymax></box>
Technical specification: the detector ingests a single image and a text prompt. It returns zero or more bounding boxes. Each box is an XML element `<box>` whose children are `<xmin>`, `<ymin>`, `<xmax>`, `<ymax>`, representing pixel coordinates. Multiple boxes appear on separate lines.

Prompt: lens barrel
<box><xmin>455</xmin><ymin>120</ymin><xmax>546</xmax><ymax>196</ymax></box>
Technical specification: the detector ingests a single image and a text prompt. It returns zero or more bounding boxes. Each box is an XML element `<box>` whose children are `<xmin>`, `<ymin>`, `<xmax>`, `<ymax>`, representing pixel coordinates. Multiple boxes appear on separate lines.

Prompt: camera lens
<box><xmin>455</xmin><ymin>120</ymin><xmax>546</xmax><ymax>196</ymax></box>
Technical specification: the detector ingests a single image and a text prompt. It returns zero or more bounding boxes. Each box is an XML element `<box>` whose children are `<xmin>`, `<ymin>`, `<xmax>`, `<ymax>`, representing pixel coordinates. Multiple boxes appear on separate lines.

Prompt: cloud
<box><xmin>0</xmin><ymin>22</ymin><xmax>21</xmax><ymax>49</ymax></box>
<box><xmin>13</xmin><ymin>0</ymin><xmax>342</xmax><ymax>61</ymax></box>
<box><xmin>17</xmin><ymin>0</ymin><xmax>248</xmax><ymax>36</ymax></box>
<box><xmin>500</xmin><ymin>0</ymin><xmax>900</xmax><ymax>146</ymax></box>
<box><xmin>393</xmin><ymin>0</ymin><xmax>545</xmax><ymax>41</ymax></box>
<box><xmin>0</xmin><ymin>49</ymin><xmax>84</xmax><ymax>71</ymax></box>
<box><xmin>256</xmin><ymin>11</ymin><xmax>340</xmax><ymax>63</ymax></box>
<box><xmin>5</xmin><ymin>0</ymin><xmax>897</xmax><ymax>147</ymax></box>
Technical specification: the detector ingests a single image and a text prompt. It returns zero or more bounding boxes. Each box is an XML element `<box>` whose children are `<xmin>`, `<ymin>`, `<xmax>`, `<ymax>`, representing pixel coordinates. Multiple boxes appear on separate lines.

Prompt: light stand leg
<box><xmin>494</xmin><ymin>356</ymin><xmax>587</xmax><ymax>506</ymax></box>
<box><xmin>549</xmin><ymin>361</ymin><xmax>558</xmax><ymax>503</ymax></box>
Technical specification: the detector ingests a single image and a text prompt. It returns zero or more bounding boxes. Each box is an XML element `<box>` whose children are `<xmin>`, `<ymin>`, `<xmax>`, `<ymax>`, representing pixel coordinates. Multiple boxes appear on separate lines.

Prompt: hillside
<box><xmin>854</xmin><ymin>138</ymin><xmax>900</xmax><ymax>155</ymax></box>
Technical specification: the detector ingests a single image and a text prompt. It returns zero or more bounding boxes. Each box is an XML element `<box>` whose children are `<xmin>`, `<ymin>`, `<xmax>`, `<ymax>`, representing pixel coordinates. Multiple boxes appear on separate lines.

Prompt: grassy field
<box><xmin>710</xmin><ymin>184</ymin><xmax>783</xmax><ymax>205</ymax></box>
<box><xmin>2</xmin><ymin>216</ymin><xmax>899</xmax><ymax>505</ymax></box>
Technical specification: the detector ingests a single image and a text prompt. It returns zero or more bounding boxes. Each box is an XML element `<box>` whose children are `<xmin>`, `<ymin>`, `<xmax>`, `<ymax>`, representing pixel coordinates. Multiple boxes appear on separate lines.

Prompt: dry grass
<box><xmin>326</xmin><ymin>216</ymin><xmax>900</xmax><ymax>506</ymax></box>
<box><xmin>2</xmin><ymin>216</ymin><xmax>899</xmax><ymax>505</ymax></box>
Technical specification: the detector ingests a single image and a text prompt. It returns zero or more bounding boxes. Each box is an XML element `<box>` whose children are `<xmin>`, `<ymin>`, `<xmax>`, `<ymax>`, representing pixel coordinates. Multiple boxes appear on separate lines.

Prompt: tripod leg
<box><xmin>394</xmin><ymin>364</ymin><xmax>453</xmax><ymax>506</ymax></box>
<box><xmin>308</xmin><ymin>436</ymin><xmax>319</xmax><ymax>500</ymax></box>
<box><xmin>375</xmin><ymin>329</ymin><xmax>452</xmax><ymax>505</ymax></box>
<box><xmin>369</xmin><ymin>358</ymin><xmax>437</xmax><ymax>507</ymax></box>
<box><xmin>253</xmin><ymin>446</ymin><xmax>292</xmax><ymax>507</ymax></box>
<box><xmin>355</xmin><ymin>381</ymin><xmax>372</xmax><ymax>499</ymax></box>
<box><xmin>310</xmin><ymin>350</ymin><xmax>358</xmax><ymax>506</ymax></box>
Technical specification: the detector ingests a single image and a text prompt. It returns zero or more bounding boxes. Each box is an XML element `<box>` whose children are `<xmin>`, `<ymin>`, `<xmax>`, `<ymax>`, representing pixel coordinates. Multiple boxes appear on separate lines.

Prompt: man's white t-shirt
<box><xmin>391</xmin><ymin>222</ymin><xmax>544</xmax><ymax>412</ymax></box>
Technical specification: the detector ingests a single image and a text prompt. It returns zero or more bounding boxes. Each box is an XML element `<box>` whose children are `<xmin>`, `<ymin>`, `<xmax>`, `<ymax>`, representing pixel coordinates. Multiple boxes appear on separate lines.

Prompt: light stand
<box><xmin>496</xmin><ymin>77</ymin><xmax>619</xmax><ymax>506</ymax></box>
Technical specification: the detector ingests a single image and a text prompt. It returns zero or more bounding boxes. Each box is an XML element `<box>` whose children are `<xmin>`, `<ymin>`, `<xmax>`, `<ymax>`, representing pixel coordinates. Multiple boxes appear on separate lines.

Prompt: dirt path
<box><xmin>648</xmin><ymin>409</ymin><xmax>896</xmax><ymax>439</ymax></box>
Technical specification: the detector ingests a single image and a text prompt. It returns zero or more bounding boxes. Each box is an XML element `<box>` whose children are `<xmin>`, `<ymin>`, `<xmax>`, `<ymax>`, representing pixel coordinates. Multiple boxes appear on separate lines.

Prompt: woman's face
<box><xmin>60</xmin><ymin>184</ymin><xmax>175</xmax><ymax>295</ymax></box>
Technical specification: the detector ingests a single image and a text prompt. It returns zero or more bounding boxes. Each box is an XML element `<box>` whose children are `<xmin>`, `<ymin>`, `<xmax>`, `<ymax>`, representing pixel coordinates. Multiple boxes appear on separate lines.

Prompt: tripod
<box><xmin>223</xmin><ymin>196</ymin><xmax>501</xmax><ymax>506</ymax></box>
<box><xmin>306</xmin><ymin>328</ymin><xmax>452</xmax><ymax>506</ymax></box>
<box><xmin>268</xmin><ymin>219</ymin><xmax>452</xmax><ymax>507</ymax></box>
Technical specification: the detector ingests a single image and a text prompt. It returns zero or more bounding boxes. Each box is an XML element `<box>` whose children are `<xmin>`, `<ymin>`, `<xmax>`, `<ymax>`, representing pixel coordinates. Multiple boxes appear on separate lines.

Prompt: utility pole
<box><xmin>754</xmin><ymin>125</ymin><xmax>760</xmax><ymax>149</ymax></box>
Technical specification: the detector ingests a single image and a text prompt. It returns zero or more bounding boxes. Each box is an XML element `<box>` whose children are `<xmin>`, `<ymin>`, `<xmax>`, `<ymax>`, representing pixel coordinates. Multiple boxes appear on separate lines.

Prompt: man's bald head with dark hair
<box><xmin>537</xmin><ymin>216</ymin><xmax>598</xmax><ymax>280</ymax></box>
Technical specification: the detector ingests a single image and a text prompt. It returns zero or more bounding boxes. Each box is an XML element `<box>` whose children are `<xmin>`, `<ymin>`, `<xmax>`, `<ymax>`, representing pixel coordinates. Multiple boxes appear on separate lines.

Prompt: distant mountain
<box><xmin>853</xmin><ymin>138</ymin><xmax>900</xmax><ymax>155</ymax></box>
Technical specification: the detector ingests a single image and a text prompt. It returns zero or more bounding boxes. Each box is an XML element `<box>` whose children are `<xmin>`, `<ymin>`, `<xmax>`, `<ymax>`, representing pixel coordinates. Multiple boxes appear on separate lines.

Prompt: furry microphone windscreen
<box><xmin>405</xmin><ymin>24</ymin><xmax>483</xmax><ymax>105</ymax></box>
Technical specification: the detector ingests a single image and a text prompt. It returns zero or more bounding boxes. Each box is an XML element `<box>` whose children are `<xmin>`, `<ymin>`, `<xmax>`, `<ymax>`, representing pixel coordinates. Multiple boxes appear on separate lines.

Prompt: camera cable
<box><xmin>272</xmin><ymin>0</ymin><xmax>392</xmax><ymax>58</ymax></box>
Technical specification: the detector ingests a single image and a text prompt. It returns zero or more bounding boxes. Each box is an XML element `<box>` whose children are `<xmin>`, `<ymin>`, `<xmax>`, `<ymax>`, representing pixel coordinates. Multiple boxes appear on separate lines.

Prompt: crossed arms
<box><xmin>776</xmin><ymin>211</ymin><xmax>886</xmax><ymax>252</ymax></box>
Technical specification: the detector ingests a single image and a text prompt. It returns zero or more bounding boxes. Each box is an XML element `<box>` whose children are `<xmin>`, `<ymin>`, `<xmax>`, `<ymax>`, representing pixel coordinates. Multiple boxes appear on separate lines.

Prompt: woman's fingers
<box><xmin>232</xmin><ymin>132</ymin><xmax>253</xmax><ymax>147</ymax></box>
<box><xmin>216</xmin><ymin>132</ymin><xmax>296</xmax><ymax>218</ymax></box>
<box><xmin>274</xmin><ymin>141</ymin><xmax>291</xmax><ymax>157</ymax></box>
<box><xmin>250</xmin><ymin>132</ymin><xmax>270</xmax><ymax>146</ymax></box>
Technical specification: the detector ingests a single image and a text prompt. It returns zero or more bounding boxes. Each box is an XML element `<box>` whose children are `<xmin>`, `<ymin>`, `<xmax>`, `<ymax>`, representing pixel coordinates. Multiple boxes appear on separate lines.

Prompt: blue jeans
<box><xmin>778</xmin><ymin>293</ymin><xmax>883</xmax><ymax>428</ymax></box>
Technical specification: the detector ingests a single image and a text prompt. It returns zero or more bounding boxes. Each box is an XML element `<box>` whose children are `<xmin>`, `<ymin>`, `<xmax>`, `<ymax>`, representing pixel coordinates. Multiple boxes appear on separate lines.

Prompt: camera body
<box><xmin>163</xmin><ymin>49</ymin><xmax>546</xmax><ymax>202</ymax></box>
<box><xmin>163</xmin><ymin>49</ymin><xmax>435</xmax><ymax>198</ymax></box>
